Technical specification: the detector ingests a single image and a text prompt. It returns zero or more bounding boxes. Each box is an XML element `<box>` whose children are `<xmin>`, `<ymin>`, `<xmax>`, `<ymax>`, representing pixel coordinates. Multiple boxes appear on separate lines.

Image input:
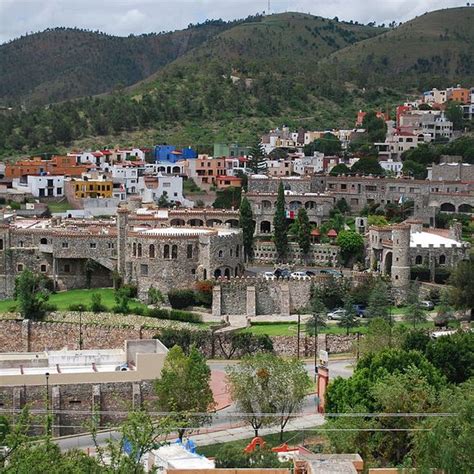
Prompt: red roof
<box><xmin>327</xmin><ymin>229</ymin><xmax>338</xmax><ymax>237</ymax></box>
<box><xmin>311</xmin><ymin>228</ymin><xmax>320</xmax><ymax>236</ymax></box>
<box><xmin>217</xmin><ymin>175</ymin><xmax>242</xmax><ymax>182</ymax></box>
<box><xmin>101</xmin><ymin>150</ymin><xmax>113</xmax><ymax>155</ymax></box>
<box><xmin>92</xmin><ymin>152</ymin><xmax>103</xmax><ymax>157</ymax></box>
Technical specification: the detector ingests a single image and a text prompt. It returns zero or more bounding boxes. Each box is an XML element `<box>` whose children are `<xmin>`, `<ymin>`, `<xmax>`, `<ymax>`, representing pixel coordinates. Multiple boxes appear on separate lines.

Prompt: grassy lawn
<box><xmin>197</xmin><ymin>427</ymin><xmax>325</xmax><ymax>458</ymax></box>
<box><xmin>0</xmin><ymin>288</ymin><xmax>148</xmax><ymax>313</ymax></box>
<box><xmin>46</xmin><ymin>200</ymin><xmax>72</xmax><ymax>213</ymax></box>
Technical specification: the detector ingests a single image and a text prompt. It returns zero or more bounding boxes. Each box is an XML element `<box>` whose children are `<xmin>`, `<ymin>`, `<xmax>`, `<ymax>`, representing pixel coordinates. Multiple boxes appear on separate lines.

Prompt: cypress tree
<box><xmin>248</xmin><ymin>137</ymin><xmax>266</xmax><ymax>174</ymax></box>
<box><xmin>239</xmin><ymin>196</ymin><xmax>255</xmax><ymax>262</ymax></box>
<box><xmin>273</xmin><ymin>181</ymin><xmax>288</xmax><ymax>262</ymax></box>
<box><xmin>296</xmin><ymin>207</ymin><xmax>311</xmax><ymax>261</ymax></box>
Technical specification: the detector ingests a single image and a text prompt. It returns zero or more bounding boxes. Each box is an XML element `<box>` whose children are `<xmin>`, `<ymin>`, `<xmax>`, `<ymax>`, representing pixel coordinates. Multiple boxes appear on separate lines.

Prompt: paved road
<box><xmin>55</xmin><ymin>359</ymin><xmax>354</xmax><ymax>452</ymax></box>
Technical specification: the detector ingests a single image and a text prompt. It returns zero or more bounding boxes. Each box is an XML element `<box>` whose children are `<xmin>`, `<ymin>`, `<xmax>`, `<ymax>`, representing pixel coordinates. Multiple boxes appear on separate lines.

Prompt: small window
<box><xmin>149</xmin><ymin>244</ymin><xmax>155</xmax><ymax>259</ymax></box>
<box><xmin>17</xmin><ymin>264</ymin><xmax>24</xmax><ymax>272</ymax></box>
<box><xmin>132</xmin><ymin>242</ymin><xmax>137</xmax><ymax>257</ymax></box>
<box><xmin>90</xmin><ymin>242</ymin><xmax>97</xmax><ymax>249</ymax></box>
<box><xmin>164</xmin><ymin>244</ymin><xmax>170</xmax><ymax>259</ymax></box>
<box><xmin>171</xmin><ymin>245</ymin><xmax>178</xmax><ymax>259</ymax></box>
<box><xmin>0</xmin><ymin>239</ymin><xmax>3</xmax><ymax>251</ymax></box>
<box><xmin>236</xmin><ymin>245</ymin><xmax>239</xmax><ymax>258</ymax></box>
<box><xmin>137</xmin><ymin>243</ymin><xmax>142</xmax><ymax>258</ymax></box>
<box><xmin>40</xmin><ymin>238</ymin><xmax>48</xmax><ymax>245</ymax></box>
<box><xmin>40</xmin><ymin>264</ymin><xmax>47</xmax><ymax>272</ymax></box>
<box><xmin>62</xmin><ymin>242</ymin><xmax>69</xmax><ymax>249</ymax></box>
<box><xmin>140</xmin><ymin>264</ymin><xmax>148</xmax><ymax>276</ymax></box>
<box><xmin>64</xmin><ymin>264</ymin><xmax>71</xmax><ymax>273</ymax></box>
<box><xmin>187</xmin><ymin>244</ymin><xmax>193</xmax><ymax>259</ymax></box>
<box><xmin>439</xmin><ymin>255</ymin><xmax>446</xmax><ymax>265</ymax></box>
<box><xmin>218</xmin><ymin>250</ymin><xmax>223</xmax><ymax>258</ymax></box>
<box><xmin>19</xmin><ymin>241</ymin><xmax>24</xmax><ymax>248</ymax></box>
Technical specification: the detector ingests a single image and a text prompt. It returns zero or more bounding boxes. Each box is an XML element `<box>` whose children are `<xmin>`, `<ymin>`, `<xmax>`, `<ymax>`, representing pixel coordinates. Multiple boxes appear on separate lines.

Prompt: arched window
<box><xmin>164</xmin><ymin>244</ymin><xmax>170</xmax><ymax>259</ymax></box>
<box><xmin>439</xmin><ymin>255</ymin><xmax>446</xmax><ymax>265</ymax></box>
<box><xmin>214</xmin><ymin>269</ymin><xmax>221</xmax><ymax>278</ymax></box>
<box><xmin>40</xmin><ymin>238</ymin><xmax>48</xmax><ymax>245</ymax></box>
<box><xmin>203</xmin><ymin>269</ymin><xmax>207</xmax><ymax>280</ymax></box>
<box><xmin>132</xmin><ymin>242</ymin><xmax>137</xmax><ymax>257</ymax></box>
<box><xmin>0</xmin><ymin>239</ymin><xmax>3</xmax><ymax>251</ymax></box>
<box><xmin>235</xmin><ymin>267</ymin><xmax>239</xmax><ymax>277</ymax></box>
<box><xmin>187</xmin><ymin>244</ymin><xmax>193</xmax><ymax>259</ymax></box>
<box><xmin>149</xmin><ymin>244</ymin><xmax>155</xmax><ymax>259</ymax></box>
<box><xmin>224</xmin><ymin>268</ymin><xmax>231</xmax><ymax>278</ymax></box>
<box><xmin>415</xmin><ymin>255</ymin><xmax>422</xmax><ymax>265</ymax></box>
<box><xmin>171</xmin><ymin>245</ymin><xmax>178</xmax><ymax>259</ymax></box>
<box><xmin>230</xmin><ymin>249</ymin><xmax>233</xmax><ymax>257</ymax></box>
<box><xmin>218</xmin><ymin>250</ymin><xmax>224</xmax><ymax>258</ymax></box>
<box><xmin>137</xmin><ymin>243</ymin><xmax>142</xmax><ymax>258</ymax></box>
<box><xmin>236</xmin><ymin>245</ymin><xmax>239</xmax><ymax>257</ymax></box>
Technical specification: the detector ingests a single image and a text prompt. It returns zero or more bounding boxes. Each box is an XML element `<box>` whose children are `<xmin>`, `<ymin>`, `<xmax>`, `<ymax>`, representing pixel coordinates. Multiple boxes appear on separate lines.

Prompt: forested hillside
<box><xmin>0</xmin><ymin>20</ymin><xmax>240</xmax><ymax>106</ymax></box>
<box><xmin>0</xmin><ymin>8</ymin><xmax>473</xmax><ymax>157</ymax></box>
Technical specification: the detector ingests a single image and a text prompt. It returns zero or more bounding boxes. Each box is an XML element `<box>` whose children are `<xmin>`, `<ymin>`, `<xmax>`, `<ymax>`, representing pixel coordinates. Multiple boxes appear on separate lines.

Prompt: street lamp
<box><xmin>296</xmin><ymin>309</ymin><xmax>301</xmax><ymax>359</ymax></box>
<box><xmin>79</xmin><ymin>307</ymin><xmax>83</xmax><ymax>350</ymax></box>
<box><xmin>313</xmin><ymin>316</ymin><xmax>318</xmax><ymax>383</ymax></box>
<box><xmin>45</xmin><ymin>372</ymin><xmax>51</xmax><ymax>436</ymax></box>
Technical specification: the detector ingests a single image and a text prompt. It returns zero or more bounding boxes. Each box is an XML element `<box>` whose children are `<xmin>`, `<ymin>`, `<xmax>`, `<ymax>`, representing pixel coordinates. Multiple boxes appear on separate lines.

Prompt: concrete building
<box><xmin>379</xmin><ymin>159</ymin><xmax>403</xmax><ymax>176</ymax></box>
<box><xmin>12</xmin><ymin>175</ymin><xmax>65</xmax><ymax>198</ymax></box>
<box><xmin>136</xmin><ymin>174</ymin><xmax>190</xmax><ymax>206</ymax></box>
<box><xmin>64</xmin><ymin>174</ymin><xmax>113</xmax><ymax>200</ymax></box>
<box><xmin>0</xmin><ymin>339</ymin><xmax>168</xmax><ymax>436</ymax></box>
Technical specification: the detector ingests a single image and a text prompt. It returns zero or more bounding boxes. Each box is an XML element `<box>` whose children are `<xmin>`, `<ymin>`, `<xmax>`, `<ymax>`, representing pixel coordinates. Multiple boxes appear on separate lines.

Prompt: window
<box><xmin>187</xmin><ymin>244</ymin><xmax>193</xmax><ymax>259</ymax></box>
<box><xmin>64</xmin><ymin>264</ymin><xmax>71</xmax><ymax>273</ymax></box>
<box><xmin>40</xmin><ymin>264</ymin><xmax>47</xmax><ymax>273</ymax></box>
<box><xmin>149</xmin><ymin>244</ymin><xmax>155</xmax><ymax>259</ymax></box>
<box><xmin>17</xmin><ymin>264</ymin><xmax>24</xmax><ymax>272</ymax></box>
<box><xmin>140</xmin><ymin>264</ymin><xmax>148</xmax><ymax>276</ymax></box>
<box><xmin>171</xmin><ymin>245</ymin><xmax>178</xmax><ymax>259</ymax></box>
<box><xmin>439</xmin><ymin>255</ymin><xmax>446</xmax><ymax>265</ymax></box>
<box><xmin>218</xmin><ymin>250</ymin><xmax>223</xmax><ymax>258</ymax></box>
<box><xmin>62</xmin><ymin>242</ymin><xmax>69</xmax><ymax>249</ymax></box>
<box><xmin>19</xmin><ymin>241</ymin><xmax>24</xmax><ymax>248</ymax></box>
<box><xmin>0</xmin><ymin>239</ymin><xmax>3</xmax><ymax>251</ymax></box>
<box><xmin>137</xmin><ymin>243</ymin><xmax>142</xmax><ymax>258</ymax></box>
<box><xmin>132</xmin><ymin>242</ymin><xmax>137</xmax><ymax>257</ymax></box>
<box><xmin>40</xmin><ymin>238</ymin><xmax>48</xmax><ymax>245</ymax></box>
<box><xmin>90</xmin><ymin>242</ymin><xmax>97</xmax><ymax>249</ymax></box>
<box><xmin>163</xmin><ymin>244</ymin><xmax>170</xmax><ymax>259</ymax></box>
<box><xmin>236</xmin><ymin>245</ymin><xmax>239</xmax><ymax>258</ymax></box>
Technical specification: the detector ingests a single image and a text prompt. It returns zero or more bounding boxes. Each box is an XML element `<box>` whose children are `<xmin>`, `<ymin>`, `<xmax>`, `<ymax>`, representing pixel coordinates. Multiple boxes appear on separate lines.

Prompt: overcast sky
<box><xmin>0</xmin><ymin>0</ymin><xmax>466</xmax><ymax>45</ymax></box>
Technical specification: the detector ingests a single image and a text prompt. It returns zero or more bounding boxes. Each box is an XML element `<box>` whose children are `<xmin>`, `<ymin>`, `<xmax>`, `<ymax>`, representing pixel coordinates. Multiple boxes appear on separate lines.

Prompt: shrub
<box><xmin>434</xmin><ymin>267</ymin><xmax>451</xmax><ymax>284</ymax></box>
<box><xmin>194</xmin><ymin>280</ymin><xmax>214</xmax><ymax>307</ymax></box>
<box><xmin>68</xmin><ymin>303</ymin><xmax>88</xmax><ymax>312</ymax></box>
<box><xmin>146</xmin><ymin>307</ymin><xmax>202</xmax><ymax>323</ymax></box>
<box><xmin>132</xmin><ymin>306</ymin><xmax>145</xmax><ymax>316</ymax></box>
<box><xmin>148</xmin><ymin>287</ymin><xmax>165</xmax><ymax>306</ymax></box>
<box><xmin>90</xmin><ymin>293</ymin><xmax>107</xmax><ymax>313</ymax></box>
<box><xmin>156</xmin><ymin>327</ymin><xmax>209</xmax><ymax>353</ymax></box>
<box><xmin>167</xmin><ymin>289</ymin><xmax>195</xmax><ymax>309</ymax></box>
<box><xmin>410</xmin><ymin>266</ymin><xmax>430</xmax><ymax>282</ymax></box>
<box><xmin>43</xmin><ymin>302</ymin><xmax>58</xmax><ymax>312</ymax></box>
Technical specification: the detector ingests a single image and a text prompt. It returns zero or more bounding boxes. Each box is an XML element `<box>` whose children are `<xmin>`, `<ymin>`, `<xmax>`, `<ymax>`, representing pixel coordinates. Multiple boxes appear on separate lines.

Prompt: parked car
<box><xmin>291</xmin><ymin>271</ymin><xmax>308</xmax><ymax>278</ymax></box>
<box><xmin>263</xmin><ymin>272</ymin><xmax>275</xmax><ymax>280</ymax></box>
<box><xmin>305</xmin><ymin>270</ymin><xmax>316</xmax><ymax>277</ymax></box>
<box><xmin>327</xmin><ymin>309</ymin><xmax>346</xmax><ymax>320</ymax></box>
<box><xmin>353</xmin><ymin>304</ymin><xmax>367</xmax><ymax>317</ymax></box>
<box><xmin>421</xmin><ymin>300</ymin><xmax>435</xmax><ymax>310</ymax></box>
<box><xmin>320</xmin><ymin>269</ymin><xmax>343</xmax><ymax>278</ymax></box>
<box><xmin>274</xmin><ymin>268</ymin><xmax>291</xmax><ymax>279</ymax></box>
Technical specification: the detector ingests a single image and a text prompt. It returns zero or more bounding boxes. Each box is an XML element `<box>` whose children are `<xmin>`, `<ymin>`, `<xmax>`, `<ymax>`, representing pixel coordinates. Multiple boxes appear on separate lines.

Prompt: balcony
<box><xmin>38</xmin><ymin>244</ymin><xmax>53</xmax><ymax>253</ymax></box>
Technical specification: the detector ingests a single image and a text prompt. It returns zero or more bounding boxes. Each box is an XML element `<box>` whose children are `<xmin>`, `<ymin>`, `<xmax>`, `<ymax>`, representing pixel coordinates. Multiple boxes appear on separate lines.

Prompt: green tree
<box><xmin>90</xmin><ymin>292</ymin><xmax>107</xmax><ymax>313</ymax></box>
<box><xmin>448</xmin><ymin>258</ymin><xmax>474</xmax><ymax>319</ymax></box>
<box><xmin>155</xmin><ymin>345</ymin><xmax>214</xmax><ymax>441</ymax></box>
<box><xmin>226</xmin><ymin>354</ymin><xmax>277</xmax><ymax>436</ymax></box>
<box><xmin>273</xmin><ymin>181</ymin><xmax>288</xmax><ymax>262</ymax></box>
<box><xmin>14</xmin><ymin>269</ymin><xmax>50</xmax><ymax>320</ymax></box>
<box><xmin>239</xmin><ymin>196</ymin><xmax>255</xmax><ymax>261</ymax></box>
<box><xmin>402</xmin><ymin>159</ymin><xmax>428</xmax><ymax>179</ymax></box>
<box><xmin>367</xmin><ymin>214</ymin><xmax>388</xmax><ymax>226</ymax></box>
<box><xmin>425</xmin><ymin>331</ymin><xmax>474</xmax><ymax>384</ymax></box>
<box><xmin>335</xmin><ymin>198</ymin><xmax>350</xmax><ymax>214</ymax></box>
<box><xmin>304</xmin><ymin>132</ymin><xmax>342</xmax><ymax>155</ymax></box>
<box><xmin>215</xmin><ymin>445</ymin><xmax>287</xmax><ymax>469</ymax></box>
<box><xmin>306</xmin><ymin>285</ymin><xmax>327</xmax><ymax>336</ymax></box>
<box><xmin>295</xmin><ymin>207</ymin><xmax>311</xmax><ymax>261</ymax></box>
<box><xmin>445</xmin><ymin>101</ymin><xmax>464</xmax><ymax>130</ymax></box>
<box><xmin>351</xmin><ymin>157</ymin><xmax>384</xmax><ymax>176</ymax></box>
<box><xmin>413</xmin><ymin>379</ymin><xmax>474</xmax><ymax>473</ymax></box>
<box><xmin>248</xmin><ymin>138</ymin><xmax>266</xmax><ymax>173</ymax></box>
<box><xmin>329</xmin><ymin>163</ymin><xmax>351</xmax><ymax>175</ymax></box>
<box><xmin>339</xmin><ymin>295</ymin><xmax>358</xmax><ymax>335</ymax></box>
<box><xmin>362</xmin><ymin>111</ymin><xmax>387</xmax><ymax>142</ymax></box>
<box><xmin>405</xmin><ymin>280</ymin><xmax>427</xmax><ymax>329</ymax></box>
<box><xmin>336</xmin><ymin>230</ymin><xmax>364</xmax><ymax>266</ymax></box>
<box><xmin>402</xmin><ymin>143</ymin><xmax>440</xmax><ymax>165</ymax></box>
<box><xmin>366</xmin><ymin>279</ymin><xmax>391</xmax><ymax>321</ymax></box>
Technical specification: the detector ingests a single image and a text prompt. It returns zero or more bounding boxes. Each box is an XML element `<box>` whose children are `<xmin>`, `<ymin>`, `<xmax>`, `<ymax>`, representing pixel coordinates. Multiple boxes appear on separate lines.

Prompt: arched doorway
<box><xmin>384</xmin><ymin>252</ymin><xmax>393</xmax><ymax>275</ymax></box>
<box><xmin>440</xmin><ymin>202</ymin><xmax>455</xmax><ymax>212</ymax></box>
<box><xmin>214</xmin><ymin>269</ymin><xmax>222</xmax><ymax>278</ymax></box>
<box><xmin>260</xmin><ymin>221</ymin><xmax>271</xmax><ymax>233</ymax></box>
<box><xmin>170</xmin><ymin>218</ymin><xmax>185</xmax><ymax>226</ymax></box>
<box><xmin>224</xmin><ymin>268</ymin><xmax>231</xmax><ymax>278</ymax></box>
<box><xmin>188</xmin><ymin>219</ymin><xmax>204</xmax><ymax>226</ymax></box>
<box><xmin>458</xmin><ymin>204</ymin><xmax>472</xmax><ymax>213</ymax></box>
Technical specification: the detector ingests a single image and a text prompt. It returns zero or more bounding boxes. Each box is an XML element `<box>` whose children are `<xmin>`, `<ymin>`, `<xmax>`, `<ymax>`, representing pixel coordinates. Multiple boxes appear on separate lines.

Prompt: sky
<box><xmin>0</xmin><ymin>0</ymin><xmax>466</xmax><ymax>44</ymax></box>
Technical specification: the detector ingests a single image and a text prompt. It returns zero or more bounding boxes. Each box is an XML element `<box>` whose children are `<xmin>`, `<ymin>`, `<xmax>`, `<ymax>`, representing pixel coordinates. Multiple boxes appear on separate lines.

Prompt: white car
<box><xmin>327</xmin><ymin>309</ymin><xmax>346</xmax><ymax>320</ymax></box>
<box><xmin>263</xmin><ymin>272</ymin><xmax>275</xmax><ymax>280</ymax></box>
<box><xmin>291</xmin><ymin>271</ymin><xmax>308</xmax><ymax>279</ymax></box>
<box><xmin>421</xmin><ymin>300</ymin><xmax>435</xmax><ymax>310</ymax></box>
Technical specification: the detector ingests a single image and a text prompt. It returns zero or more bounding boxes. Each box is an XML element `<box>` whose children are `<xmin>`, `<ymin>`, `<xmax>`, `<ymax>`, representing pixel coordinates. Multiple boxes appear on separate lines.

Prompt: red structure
<box><xmin>244</xmin><ymin>437</ymin><xmax>266</xmax><ymax>453</ymax></box>
<box><xmin>317</xmin><ymin>366</ymin><xmax>329</xmax><ymax>414</ymax></box>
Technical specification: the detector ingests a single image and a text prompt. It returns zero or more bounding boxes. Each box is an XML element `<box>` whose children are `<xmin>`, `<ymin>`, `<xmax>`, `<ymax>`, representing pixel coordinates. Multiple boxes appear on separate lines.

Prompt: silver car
<box><xmin>327</xmin><ymin>309</ymin><xmax>346</xmax><ymax>320</ymax></box>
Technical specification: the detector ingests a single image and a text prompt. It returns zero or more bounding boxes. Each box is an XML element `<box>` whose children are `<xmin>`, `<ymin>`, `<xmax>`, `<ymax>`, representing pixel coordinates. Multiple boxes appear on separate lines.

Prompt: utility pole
<box><xmin>296</xmin><ymin>309</ymin><xmax>301</xmax><ymax>359</ymax></box>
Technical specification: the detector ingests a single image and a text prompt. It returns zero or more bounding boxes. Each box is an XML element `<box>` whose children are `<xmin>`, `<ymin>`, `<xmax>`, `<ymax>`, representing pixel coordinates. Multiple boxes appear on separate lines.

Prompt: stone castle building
<box><xmin>0</xmin><ymin>207</ymin><xmax>244</xmax><ymax>300</ymax></box>
<box><xmin>368</xmin><ymin>219</ymin><xmax>470</xmax><ymax>301</ymax></box>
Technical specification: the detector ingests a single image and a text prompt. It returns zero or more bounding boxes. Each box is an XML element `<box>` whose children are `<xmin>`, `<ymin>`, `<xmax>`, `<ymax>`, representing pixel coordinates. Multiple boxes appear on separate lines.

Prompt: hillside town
<box><xmin>0</xmin><ymin>5</ymin><xmax>474</xmax><ymax>471</ymax></box>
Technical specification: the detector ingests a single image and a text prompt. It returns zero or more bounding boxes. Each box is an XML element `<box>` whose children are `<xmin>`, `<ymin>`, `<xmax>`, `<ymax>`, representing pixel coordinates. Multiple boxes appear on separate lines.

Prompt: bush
<box><xmin>167</xmin><ymin>289</ymin><xmax>196</xmax><ymax>309</ymax></box>
<box><xmin>194</xmin><ymin>281</ymin><xmax>214</xmax><ymax>307</ymax></box>
<box><xmin>434</xmin><ymin>267</ymin><xmax>451</xmax><ymax>284</ymax></box>
<box><xmin>148</xmin><ymin>287</ymin><xmax>165</xmax><ymax>306</ymax></box>
<box><xmin>43</xmin><ymin>303</ymin><xmax>58</xmax><ymax>312</ymax></box>
<box><xmin>90</xmin><ymin>293</ymin><xmax>107</xmax><ymax>313</ymax></box>
<box><xmin>156</xmin><ymin>327</ymin><xmax>209</xmax><ymax>353</ymax></box>
<box><xmin>146</xmin><ymin>307</ymin><xmax>202</xmax><ymax>323</ymax></box>
<box><xmin>410</xmin><ymin>266</ymin><xmax>430</xmax><ymax>282</ymax></box>
<box><xmin>68</xmin><ymin>303</ymin><xmax>88</xmax><ymax>312</ymax></box>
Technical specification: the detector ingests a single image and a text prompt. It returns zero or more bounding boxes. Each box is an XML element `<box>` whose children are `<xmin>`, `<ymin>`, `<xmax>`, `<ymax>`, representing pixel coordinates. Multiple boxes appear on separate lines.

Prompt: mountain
<box><xmin>0</xmin><ymin>20</ymin><xmax>239</xmax><ymax>106</ymax></box>
<box><xmin>0</xmin><ymin>8</ymin><xmax>473</xmax><ymax>157</ymax></box>
<box><xmin>323</xmin><ymin>7</ymin><xmax>474</xmax><ymax>91</ymax></box>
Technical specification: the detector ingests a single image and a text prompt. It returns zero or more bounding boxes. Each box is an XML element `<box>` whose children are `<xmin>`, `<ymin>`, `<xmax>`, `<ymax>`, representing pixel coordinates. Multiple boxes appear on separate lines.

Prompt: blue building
<box><xmin>154</xmin><ymin>145</ymin><xmax>197</xmax><ymax>163</ymax></box>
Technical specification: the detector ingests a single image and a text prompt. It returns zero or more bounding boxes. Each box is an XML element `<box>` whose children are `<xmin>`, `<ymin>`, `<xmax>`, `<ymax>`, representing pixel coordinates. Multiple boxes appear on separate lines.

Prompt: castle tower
<box><xmin>391</xmin><ymin>224</ymin><xmax>411</xmax><ymax>303</ymax></box>
<box><xmin>116</xmin><ymin>208</ymin><xmax>129</xmax><ymax>275</ymax></box>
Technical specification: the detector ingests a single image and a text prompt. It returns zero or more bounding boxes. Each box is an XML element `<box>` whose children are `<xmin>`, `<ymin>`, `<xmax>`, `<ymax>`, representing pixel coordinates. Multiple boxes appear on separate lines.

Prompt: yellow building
<box><xmin>65</xmin><ymin>176</ymin><xmax>113</xmax><ymax>199</ymax></box>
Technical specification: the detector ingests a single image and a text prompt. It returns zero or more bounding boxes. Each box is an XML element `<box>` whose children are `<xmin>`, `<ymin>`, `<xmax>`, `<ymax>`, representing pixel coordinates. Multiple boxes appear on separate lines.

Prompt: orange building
<box><xmin>448</xmin><ymin>87</ymin><xmax>470</xmax><ymax>104</ymax></box>
<box><xmin>5</xmin><ymin>156</ymin><xmax>92</xmax><ymax>179</ymax></box>
<box><xmin>216</xmin><ymin>175</ymin><xmax>242</xmax><ymax>189</ymax></box>
<box><xmin>191</xmin><ymin>155</ymin><xmax>227</xmax><ymax>187</ymax></box>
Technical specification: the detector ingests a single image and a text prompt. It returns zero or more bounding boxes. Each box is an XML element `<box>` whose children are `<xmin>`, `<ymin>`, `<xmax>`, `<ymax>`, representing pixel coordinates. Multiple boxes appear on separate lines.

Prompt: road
<box><xmin>55</xmin><ymin>358</ymin><xmax>354</xmax><ymax>452</ymax></box>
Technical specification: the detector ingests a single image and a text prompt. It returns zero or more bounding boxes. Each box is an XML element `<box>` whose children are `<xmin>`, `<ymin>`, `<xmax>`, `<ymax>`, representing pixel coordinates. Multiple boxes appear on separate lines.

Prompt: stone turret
<box><xmin>391</xmin><ymin>224</ymin><xmax>411</xmax><ymax>303</ymax></box>
<box><xmin>116</xmin><ymin>208</ymin><xmax>129</xmax><ymax>275</ymax></box>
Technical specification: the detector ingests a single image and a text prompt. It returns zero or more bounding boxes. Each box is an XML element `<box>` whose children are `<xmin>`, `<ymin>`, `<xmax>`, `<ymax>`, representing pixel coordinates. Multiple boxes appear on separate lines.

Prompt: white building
<box><xmin>12</xmin><ymin>175</ymin><xmax>65</xmax><ymax>198</ymax></box>
<box><xmin>137</xmin><ymin>174</ymin><xmax>192</xmax><ymax>207</ymax></box>
<box><xmin>110</xmin><ymin>165</ymin><xmax>139</xmax><ymax>194</ymax></box>
<box><xmin>379</xmin><ymin>159</ymin><xmax>403</xmax><ymax>176</ymax></box>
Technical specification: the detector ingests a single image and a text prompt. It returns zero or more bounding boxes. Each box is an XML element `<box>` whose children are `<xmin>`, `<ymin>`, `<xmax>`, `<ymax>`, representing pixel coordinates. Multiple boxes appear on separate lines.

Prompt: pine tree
<box><xmin>295</xmin><ymin>207</ymin><xmax>311</xmax><ymax>262</ymax></box>
<box><xmin>339</xmin><ymin>295</ymin><xmax>358</xmax><ymax>335</ymax></box>
<box><xmin>306</xmin><ymin>283</ymin><xmax>327</xmax><ymax>336</ymax></box>
<box><xmin>367</xmin><ymin>279</ymin><xmax>391</xmax><ymax>321</ymax></box>
<box><xmin>248</xmin><ymin>137</ymin><xmax>266</xmax><ymax>174</ymax></box>
<box><xmin>405</xmin><ymin>280</ymin><xmax>427</xmax><ymax>329</ymax></box>
<box><xmin>273</xmin><ymin>181</ymin><xmax>288</xmax><ymax>263</ymax></box>
<box><xmin>239</xmin><ymin>196</ymin><xmax>255</xmax><ymax>262</ymax></box>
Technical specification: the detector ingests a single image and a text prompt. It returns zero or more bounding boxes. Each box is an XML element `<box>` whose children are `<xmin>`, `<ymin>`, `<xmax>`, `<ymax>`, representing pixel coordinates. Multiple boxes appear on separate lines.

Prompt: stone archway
<box><xmin>458</xmin><ymin>203</ymin><xmax>472</xmax><ymax>213</ymax></box>
<box><xmin>440</xmin><ymin>202</ymin><xmax>455</xmax><ymax>212</ymax></box>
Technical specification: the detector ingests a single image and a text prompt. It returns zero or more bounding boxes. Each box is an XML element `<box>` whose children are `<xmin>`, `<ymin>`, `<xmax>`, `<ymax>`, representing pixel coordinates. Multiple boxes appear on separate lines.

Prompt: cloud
<box><xmin>0</xmin><ymin>0</ymin><xmax>464</xmax><ymax>44</ymax></box>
